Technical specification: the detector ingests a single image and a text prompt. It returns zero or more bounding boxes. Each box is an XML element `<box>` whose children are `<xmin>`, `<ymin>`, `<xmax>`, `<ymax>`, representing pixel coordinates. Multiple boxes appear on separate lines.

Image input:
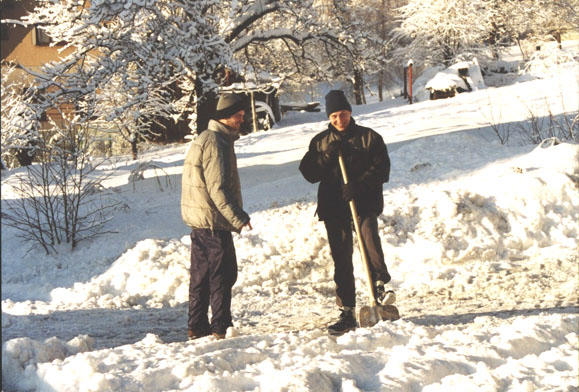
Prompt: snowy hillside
<box><xmin>2</xmin><ymin>64</ymin><xmax>578</xmax><ymax>391</ymax></box>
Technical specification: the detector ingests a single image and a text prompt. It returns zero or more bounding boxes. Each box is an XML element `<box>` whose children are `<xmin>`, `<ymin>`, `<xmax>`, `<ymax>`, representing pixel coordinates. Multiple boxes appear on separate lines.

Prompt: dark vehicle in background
<box><xmin>220</xmin><ymin>80</ymin><xmax>282</xmax><ymax>134</ymax></box>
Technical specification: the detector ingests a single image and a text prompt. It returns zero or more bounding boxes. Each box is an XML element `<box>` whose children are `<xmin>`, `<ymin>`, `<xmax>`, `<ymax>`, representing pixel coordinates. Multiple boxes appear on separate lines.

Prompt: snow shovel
<box><xmin>337</xmin><ymin>153</ymin><xmax>400</xmax><ymax>328</ymax></box>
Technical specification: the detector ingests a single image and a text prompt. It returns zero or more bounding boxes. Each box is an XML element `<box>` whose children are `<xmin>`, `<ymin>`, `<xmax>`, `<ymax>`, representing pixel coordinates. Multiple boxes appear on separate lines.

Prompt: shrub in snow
<box><xmin>1</xmin><ymin>116</ymin><xmax>120</xmax><ymax>253</ymax></box>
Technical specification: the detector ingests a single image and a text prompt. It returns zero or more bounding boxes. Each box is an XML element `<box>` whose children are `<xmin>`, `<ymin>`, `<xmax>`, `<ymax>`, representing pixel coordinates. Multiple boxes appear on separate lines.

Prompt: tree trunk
<box><xmin>378</xmin><ymin>71</ymin><xmax>384</xmax><ymax>102</ymax></box>
<box><xmin>131</xmin><ymin>134</ymin><xmax>138</xmax><ymax>160</ymax></box>
<box><xmin>516</xmin><ymin>37</ymin><xmax>528</xmax><ymax>61</ymax></box>
<box><xmin>353</xmin><ymin>69</ymin><xmax>364</xmax><ymax>105</ymax></box>
<box><xmin>554</xmin><ymin>32</ymin><xmax>562</xmax><ymax>49</ymax></box>
<box><xmin>378</xmin><ymin>0</ymin><xmax>387</xmax><ymax>102</ymax></box>
<box><xmin>194</xmin><ymin>78</ymin><xmax>217</xmax><ymax>134</ymax></box>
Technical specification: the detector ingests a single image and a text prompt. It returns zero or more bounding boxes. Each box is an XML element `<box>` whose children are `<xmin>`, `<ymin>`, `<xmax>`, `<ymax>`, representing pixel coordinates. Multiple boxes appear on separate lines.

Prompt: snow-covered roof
<box><xmin>425</xmin><ymin>59</ymin><xmax>486</xmax><ymax>92</ymax></box>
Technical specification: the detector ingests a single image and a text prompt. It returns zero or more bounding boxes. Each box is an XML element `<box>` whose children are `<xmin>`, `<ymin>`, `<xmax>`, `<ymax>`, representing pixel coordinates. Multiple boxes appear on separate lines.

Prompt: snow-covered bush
<box><xmin>1</xmin><ymin>64</ymin><xmax>41</xmax><ymax>168</ymax></box>
<box><xmin>2</xmin><ymin>115</ymin><xmax>119</xmax><ymax>253</ymax></box>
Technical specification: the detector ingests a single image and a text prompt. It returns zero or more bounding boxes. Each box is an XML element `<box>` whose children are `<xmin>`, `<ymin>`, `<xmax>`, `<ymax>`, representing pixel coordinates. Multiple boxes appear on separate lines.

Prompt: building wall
<box><xmin>2</xmin><ymin>1</ymin><xmax>79</xmax><ymax>125</ymax></box>
<box><xmin>2</xmin><ymin>0</ymin><xmax>74</xmax><ymax>71</ymax></box>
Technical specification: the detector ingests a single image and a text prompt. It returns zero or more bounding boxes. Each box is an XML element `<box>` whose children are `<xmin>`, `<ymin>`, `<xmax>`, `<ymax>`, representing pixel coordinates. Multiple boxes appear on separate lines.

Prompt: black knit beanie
<box><xmin>325</xmin><ymin>90</ymin><xmax>352</xmax><ymax>117</ymax></box>
<box><xmin>214</xmin><ymin>94</ymin><xmax>245</xmax><ymax>119</ymax></box>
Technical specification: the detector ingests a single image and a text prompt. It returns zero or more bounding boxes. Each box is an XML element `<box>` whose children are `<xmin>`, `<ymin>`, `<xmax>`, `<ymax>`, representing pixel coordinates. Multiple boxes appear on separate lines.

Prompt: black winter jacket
<box><xmin>299</xmin><ymin>119</ymin><xmax>390</xmax><ymax>221</ymax></box>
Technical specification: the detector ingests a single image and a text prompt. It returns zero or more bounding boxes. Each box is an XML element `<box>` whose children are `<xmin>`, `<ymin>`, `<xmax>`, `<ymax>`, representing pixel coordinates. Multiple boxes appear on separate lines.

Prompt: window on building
<box><xmin>34</xmin><ymin>25</ymin><xmax>52</xmax><ymax>46</ymax></box>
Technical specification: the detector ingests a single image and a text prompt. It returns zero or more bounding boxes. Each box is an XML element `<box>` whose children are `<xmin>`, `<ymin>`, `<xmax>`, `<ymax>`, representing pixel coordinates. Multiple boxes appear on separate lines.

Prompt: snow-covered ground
<box><xmin>2</xmin><ymin>61</ymin><xmax>578</xmax><ymax>391</ymax></box>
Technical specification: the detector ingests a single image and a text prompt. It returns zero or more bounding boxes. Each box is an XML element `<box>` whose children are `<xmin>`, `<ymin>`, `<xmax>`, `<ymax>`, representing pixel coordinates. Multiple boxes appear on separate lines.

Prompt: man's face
<box><xmin>329</xmin><ymin>110</ymin><xmax>351</xmax><ymax>132</ymax></box>
<box><xmin>221</xmin><ymin>110</ymin><xmax>245</xmax><ymax>132</ymax></box>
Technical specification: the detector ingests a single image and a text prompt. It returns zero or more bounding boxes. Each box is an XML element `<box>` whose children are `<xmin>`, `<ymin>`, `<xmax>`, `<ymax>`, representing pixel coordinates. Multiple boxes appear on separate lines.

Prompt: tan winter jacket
<box><xmin>181</xmin><ymin>120</ymin><xmax>249</xmax><ymax>232</ymax></box>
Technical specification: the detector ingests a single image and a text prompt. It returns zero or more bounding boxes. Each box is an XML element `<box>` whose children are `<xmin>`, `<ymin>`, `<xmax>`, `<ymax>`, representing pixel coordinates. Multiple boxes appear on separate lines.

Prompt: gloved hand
<box><xmin>322</xmin><ymin>140</ymin><xmax>343</xmax><ymax>162</ymax></box>
<box><xmin>341</xmin><ymin>181</ymin><xmax>359</xmax><ymax>201</ymax></box>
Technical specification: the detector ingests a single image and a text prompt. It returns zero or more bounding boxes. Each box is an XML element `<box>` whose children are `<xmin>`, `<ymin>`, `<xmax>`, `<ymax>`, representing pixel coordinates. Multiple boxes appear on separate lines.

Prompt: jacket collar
<box><xmin>328</xmin><ymin>118</ymin><xmax>357</xmax><ymax>138</ymax></box>
<box><xmin>208</xmin><ymin>119</ymin><xmax>240</xmax><ymax>142</ymax></box>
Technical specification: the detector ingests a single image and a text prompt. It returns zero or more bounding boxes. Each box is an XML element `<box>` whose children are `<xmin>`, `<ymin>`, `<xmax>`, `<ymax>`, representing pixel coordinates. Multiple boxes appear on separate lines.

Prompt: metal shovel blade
<box><xmin>359</xmin><ymin>305</ymin><xmax>379</xmax><ymax>328</ymax></box>
<box><xmin>378</xmin><ymin>304</ymin><xmax>400</xmax><ymax>321</ymax></box>
<box><xmin>359</xmin><ymin>304</ymin><xmax>401</xmax><ymax>328</ymax></box>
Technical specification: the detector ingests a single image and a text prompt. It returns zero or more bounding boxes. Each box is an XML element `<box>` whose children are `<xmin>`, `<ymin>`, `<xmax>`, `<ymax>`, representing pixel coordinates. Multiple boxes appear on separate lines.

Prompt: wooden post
<box><xmin>250</xmin><ymin>91</ymin><xmax>258</xmax><ymax>133</ymax></box>
<box><xmin>403</xmin><ymin>66</ymin><xmax>408</xmax><ymax>99</ymax></box>
<box><xmin>407</xmin><ymin>59</ymin><xmax>413</xmax><ymax>104</ymax></box>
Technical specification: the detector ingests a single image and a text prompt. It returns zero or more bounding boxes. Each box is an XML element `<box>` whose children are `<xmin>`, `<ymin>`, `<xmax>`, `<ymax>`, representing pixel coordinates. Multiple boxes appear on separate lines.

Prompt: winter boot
<box><xmin>212</xmin><ymin>332</ymin><xmax>226</xmax><ymax>340</ymax></box>
<box><xmin>374</xmin><ymin>281</ymin><xmax>396</xmax><ymax>306</ymax></box>
<box><xmin>188</xmin><ymin>328</ymin><xmax>210</xmax><ymax>340</ymax></box>
<box><xmin>328</xmin><ymin>307</ymin><xmax>357</xmax><ymax>336</ymax></box>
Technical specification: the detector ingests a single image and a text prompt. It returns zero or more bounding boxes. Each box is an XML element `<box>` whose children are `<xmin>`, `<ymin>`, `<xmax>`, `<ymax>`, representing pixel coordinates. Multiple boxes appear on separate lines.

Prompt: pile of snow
<box><xmin>6</xmin><ymin>141</ymin><xmax>576</xmax><ymax>314</ymax></box>
<box><xmin>2</xmin><ymin>314</ymin><xmax>577</xmax><ymax>391</ymax></box>
<box><xmin>384</xmin><ymin>141</ymin><xmax>578</xmax><ymax>264</ymax></box>
<box><xmin>49</xmin><ymin>239</ymin><xmax>191</xmax><ymax>309</ymax></box>
<box><xmin>2</xmin><ymin>335</ymin><xmax>94</xmax><ymax>391</ymax></box>
<box><xmin>523</xmin><ymin>46</ymin><xmax>578</xmax><ymax>78</ymax></box>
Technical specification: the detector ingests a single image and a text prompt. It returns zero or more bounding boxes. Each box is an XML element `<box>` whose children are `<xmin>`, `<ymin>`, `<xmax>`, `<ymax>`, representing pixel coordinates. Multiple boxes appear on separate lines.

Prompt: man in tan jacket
<box><xmin>181</xmin><ymin>93</ymin><xmax>252</xmax><ymax>340</ymax></box>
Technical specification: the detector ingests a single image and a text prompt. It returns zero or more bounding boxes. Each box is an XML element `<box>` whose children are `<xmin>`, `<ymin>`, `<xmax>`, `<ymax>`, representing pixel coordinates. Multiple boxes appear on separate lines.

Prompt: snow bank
<box><xmin>9</xmin><ymin>142</ymin><xmax>576</xmax><ymax>317</ymax></box>
<box><xmin>2</xmin><ymin>335</ymin><xmax>94</xmax><ymax>391</ymax></box>
<box><xmin>522</xmin><ymin>46</ymin><xmax>578</xmax><ymax>78</ymax></box>
<box><xmin>384</xmin><ymin>142</ymin><xmax>579</xmax><ymax>266</ymax></box>
<box><xmin>5</xmin><ymin>313</ymin><xmax>576</xmax><ymax>392</ymax></box>
<box><xmin>49</xmin><ymin>239</ymin><xmax>191</xmax><ymax>309</ymax></box>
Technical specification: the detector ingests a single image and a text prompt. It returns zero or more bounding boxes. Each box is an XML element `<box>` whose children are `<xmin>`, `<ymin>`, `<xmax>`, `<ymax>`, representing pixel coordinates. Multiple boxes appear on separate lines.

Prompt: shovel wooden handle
<box><xmin>338</xmin><ymin>153</ymin><xmax>378</xmax><ymax>308</ymax></box>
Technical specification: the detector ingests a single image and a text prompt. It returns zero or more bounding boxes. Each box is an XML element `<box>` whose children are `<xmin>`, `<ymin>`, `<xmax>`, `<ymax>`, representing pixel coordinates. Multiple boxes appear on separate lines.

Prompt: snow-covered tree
<box><xmin>484</xmin><ymin>0</ymin><xmax>524</xmax><ymax>59</ymax></box>
<box><xmin>282</xmin><ymin>0</ymin><xmax>400</xmax><ymax>104</ymax></box>
<box><xmin>1</xmin><ymin>62</ymin><xmax>41</xmax><ymax>168</ymax></box>
<box><xmin>373</xmin><ymin>0</ymin><xmax>408</xmax><ymax>101</ymax></box>
<box><xmin>484</xmin><ymin>0</ymin><xmax>578</xmax><ymax>60</ymax></box>
<box><xmin>526</xmin><ymin>0</ymin><xmax>579</xmax><ymax>48</ymax></box>
<box><xmin>324</xmin><ymin>0</ymin><xmax>391</xmax><ymax>104</ymax></box>
<box><xmin>15</xmin><ymin>0</ymin><xmax>231</xmax><ymax>140</ymax></box>
<box><xmin>3</xmin><ymin>0</ymin><xmax>361</xmax><ymax>146</ymax></box>
<box><xmin>393</xmin><ymin>0</ymin><xmax>578</xmax><ymax>68</ymax></box>
<box><xmin>393</xmin><ymin>0</ymin><xmax>493</xmax><ymax>66</ymax></box>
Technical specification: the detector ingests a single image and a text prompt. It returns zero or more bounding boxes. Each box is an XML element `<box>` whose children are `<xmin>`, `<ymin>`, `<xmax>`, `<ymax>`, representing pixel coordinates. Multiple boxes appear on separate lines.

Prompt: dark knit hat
<box><xmin>214</xmin><ymin>94</ymin><xmax>245</xmax><ymax>119</ymax></box>
<box><xmin>325</xmin><ymin>90</ymin><xmax>352</xmax><ymax>117</ymax></box>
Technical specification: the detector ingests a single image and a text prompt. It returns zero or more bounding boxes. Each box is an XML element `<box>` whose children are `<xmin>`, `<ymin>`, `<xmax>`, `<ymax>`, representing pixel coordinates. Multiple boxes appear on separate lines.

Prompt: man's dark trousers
<box><xmin>188</xmin><ymin>229</ymin><xmax>238</xmax><ymax>335</ymax></box>
<box><xmin>324</xmin><ymin>214</ymin><xmax>390</xmax><ymax>308</ymax></box>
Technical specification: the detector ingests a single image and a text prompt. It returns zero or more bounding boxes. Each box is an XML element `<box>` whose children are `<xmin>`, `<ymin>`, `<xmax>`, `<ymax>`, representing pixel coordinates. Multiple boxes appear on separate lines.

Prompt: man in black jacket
<box><xmin>299</xmin><ymin>90</ymin><xmax>393</xmax><ymax>335</ymax></box>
